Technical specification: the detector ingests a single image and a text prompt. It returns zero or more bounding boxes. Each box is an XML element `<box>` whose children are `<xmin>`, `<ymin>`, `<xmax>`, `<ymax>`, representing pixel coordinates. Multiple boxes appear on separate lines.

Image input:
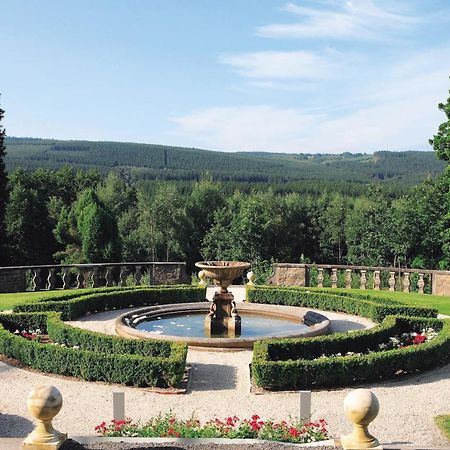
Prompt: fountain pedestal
<box><xmin>195</xmin><ymin>261</ymin><xmax>250</xmax><ymax>338</ymax></box>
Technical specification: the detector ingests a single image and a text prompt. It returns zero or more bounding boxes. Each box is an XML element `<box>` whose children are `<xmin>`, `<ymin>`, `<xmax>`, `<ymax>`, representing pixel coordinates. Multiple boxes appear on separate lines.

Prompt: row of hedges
<box><xmin>0</xmin><ymin>286</ymin><xmax>207</xmax><ymax>387</ymax></box>
<box><xmin>247</xmin><ymin>285</ymin><xmax>437</xmax><ymax>322</ymax></box>
<box><xmin>252</xmin><ymin>315</ymin><xmax>450</xmax><ymax>390</ymax></box>
<box><xmin>13</xmin><ymin>285</ymin><xmax>205</xmax><ymax>320</ymax></box>
<box><xmin>0</xmin><ymin>311</ymin><xmax>187</xmax><ymax>387</ymax></box>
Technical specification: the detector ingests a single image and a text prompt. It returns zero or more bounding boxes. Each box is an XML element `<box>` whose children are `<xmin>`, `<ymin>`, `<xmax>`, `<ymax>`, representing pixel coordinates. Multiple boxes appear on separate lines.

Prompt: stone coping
<box><xmin>71</xmin><ymin>436</ymin><xmax>337</xmax><ymax>448</ymax></box>
<box><xmin>115</xmin><ymin>302</ymin><xmax>330</xmax><ymax>349</ymax></box>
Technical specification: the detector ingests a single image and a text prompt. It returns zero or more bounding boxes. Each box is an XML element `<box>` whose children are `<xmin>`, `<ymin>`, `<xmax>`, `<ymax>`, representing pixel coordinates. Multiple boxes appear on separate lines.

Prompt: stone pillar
<box><xmin>119</xmin><ymin>266</ymin><xmax>128</xmax><ymax>287</ymax></box>
<box><xmin>266</xmin><ymin>263</ymin><xmax>308</xmax><ymax>287</ymax></box>
<box><xmin>91</xmin><ymin>267</ymin><xmax>100</xmax><ymax>288</ymax></box>
<box><xmin>432</xmin><ymin>271</ymin><xmax>450</xmax><ymax>296</ymax></box>
<box><xmin>417</xmin><ymin>273</ymin><xmax>425</xmax><ymax>294</ymax></box>
<box><xmin>388</xmin><ymin>271</ymin><xmax>396</xmax><ymax>292</ymax></box>
<box><xmin>340</xmin><ymin>389</ymin><xmax>381</xmax><ymax>450</ymax></box>
<box><xmin>247</xmin><ymin>270</ymin><xmax>256</xmax><ymax>286</ymax></box>
<box><xmin>76</xmin><ymin>269</ymin><xmax>85</xmax><ymax>289</ymax></box>
<box><xmin>331</xmin><ymin>268</ymin><xmax>338</xmax><ymax>288</ymax></box>
<box><xmin>360</xmin><ymin>270</ymin><xmax>367</xmax><ymax>290</ymax></box>
<box><xmin>134</xmin><ymin>265</ymin><xmax>142</xmax><ymax>286</ymax></box>
<box><xmin>402</xmin><ymin>272</ymin><xmax>410</xmax><ymax>293</ymax></box>
<box><xmin>317</xmin><ymin>268</ymin><xmax>324</xmax><ymax>288</ymax></box>
<box><xmin>46</xmin><ymin>269</ymin><xmax>56</xmax><ymax>291</ymax></box>
<box><xmin>62</xmin><ymin>268</ymin><xmax>70</xmax><ymax>290</ymax></box>
<box><xmin>373</xmin><ymin>270</ymin><xmax>381</xmax><ymax>290</ymax></box>
<box><xmin>32</xmin><ymin>269</ymin><xmax>42</xmax><ymax>291</ymax></box>
<box><xmin>105</xmin><ymin>266</ymin><xmax>114</xmax><ymax>287</ymax></box>
<box><xmin>22</xmin><ymin>385</ymin><xmax>67</xmax><ymax>449</ymax></box>
<box><xmin>345</xmin><ymin>269</ymin><xmax>352</xmax><ymax>289</ymax></box>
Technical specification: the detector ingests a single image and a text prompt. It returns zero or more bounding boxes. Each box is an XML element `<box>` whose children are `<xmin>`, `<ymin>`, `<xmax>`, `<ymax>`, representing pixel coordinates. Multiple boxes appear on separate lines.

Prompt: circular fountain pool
<box><xmin>116</xmin><ymin>302</ymin><xmax>330</xmax><ymax>349</ymax></box>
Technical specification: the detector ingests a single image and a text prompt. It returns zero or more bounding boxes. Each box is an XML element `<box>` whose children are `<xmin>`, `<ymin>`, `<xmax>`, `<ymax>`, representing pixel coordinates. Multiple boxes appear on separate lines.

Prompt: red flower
<box><xmin>94</xmin><ymin>421</ymin><xmax>106</xmax><ymax>432</ymax></box>
<box><xmin>289</xmin><ymin>427</ymin><xmax>300</xmax><ymax>437</ymax></box>
<box><xmin>251</xmin><ymin>414</ymin><xmax>260</xmax><ymax>421</ymax></box>
<box><xmin>413</xmin><ymin>334</ymin><xmax>427</xmax><ymax>345</ymax></box>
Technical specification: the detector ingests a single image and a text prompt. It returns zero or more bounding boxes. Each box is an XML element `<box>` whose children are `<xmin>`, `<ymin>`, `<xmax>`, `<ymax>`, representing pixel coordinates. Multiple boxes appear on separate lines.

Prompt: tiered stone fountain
<box><xmin>195</xmin><ymin>261</ymin><xmax>251</xmax><ymax>337</ymax></box>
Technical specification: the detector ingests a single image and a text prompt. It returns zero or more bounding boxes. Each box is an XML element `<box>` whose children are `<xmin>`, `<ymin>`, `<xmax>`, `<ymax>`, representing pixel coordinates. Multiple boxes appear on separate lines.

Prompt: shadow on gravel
<box><xmin>0</xmin><ymin>413</ymin><xmax>33</xmax><ymax>437</ymax></box>
<box><xmin>187</xmin><ymin>363</ymin><xmax>237</xmax><ymax>392</ymax></box>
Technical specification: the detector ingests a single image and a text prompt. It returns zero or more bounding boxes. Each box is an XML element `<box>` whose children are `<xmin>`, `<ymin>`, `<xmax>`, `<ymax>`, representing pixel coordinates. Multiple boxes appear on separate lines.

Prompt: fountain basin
<box><xmin>116</xmin><ymin>302</ymin><xmax>330</xmax><ymax>349</ymax></box>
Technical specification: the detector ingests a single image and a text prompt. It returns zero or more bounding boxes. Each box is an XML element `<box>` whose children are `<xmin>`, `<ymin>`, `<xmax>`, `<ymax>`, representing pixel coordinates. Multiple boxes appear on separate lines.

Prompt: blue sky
<box><xmin>1</xmin><ymin>0</ymin><xmax>450</xmax><ymax>153</ymax></box>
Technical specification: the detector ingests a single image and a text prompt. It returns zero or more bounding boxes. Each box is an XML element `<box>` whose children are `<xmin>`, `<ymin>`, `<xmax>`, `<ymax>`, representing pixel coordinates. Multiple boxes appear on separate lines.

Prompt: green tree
<box><xmin>0</xmin><ymin>102</ymin><xmax>8</xmax><ymax>263</ymax></box>
<box><xmin>430</xmin><ymin>80</ymin><xmax>450</xmax><ymax>161</ymax></box>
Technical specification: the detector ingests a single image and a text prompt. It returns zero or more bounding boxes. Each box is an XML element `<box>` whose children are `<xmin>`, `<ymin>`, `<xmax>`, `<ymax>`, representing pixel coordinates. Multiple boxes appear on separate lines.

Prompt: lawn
<box><xmin>0</xmin><ymin>289</ymin><xmax>81</xmax><ymax>311</ymax></box>
<box><xmin>0</xmin><ymin>286</ymin><xmax>449</xmax><ymax>315</ymax></box>
<box><xmin>303</xmin><ymin>287</ymin><xmax>450</xmax><ymax>316</ymax></box>
<box><xmin>435</xmin><ymin>415</ymin><xmax>450</xmax><ymax>442</ymax></box>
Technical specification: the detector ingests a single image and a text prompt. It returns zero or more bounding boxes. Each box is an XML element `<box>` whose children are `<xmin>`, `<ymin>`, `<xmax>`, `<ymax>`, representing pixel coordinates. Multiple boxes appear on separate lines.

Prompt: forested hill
<box><xmin>4</xmin><ymin>137</ymin><xmax>445</xmax><ymax>186</ymax></box>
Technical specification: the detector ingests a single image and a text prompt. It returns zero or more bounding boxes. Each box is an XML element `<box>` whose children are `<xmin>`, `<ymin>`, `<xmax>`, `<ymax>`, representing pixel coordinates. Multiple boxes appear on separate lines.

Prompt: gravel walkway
<box><xmin>0</xmin><ymin>298</ymin><xmax>449</xmax><ymax>447</ymax></box>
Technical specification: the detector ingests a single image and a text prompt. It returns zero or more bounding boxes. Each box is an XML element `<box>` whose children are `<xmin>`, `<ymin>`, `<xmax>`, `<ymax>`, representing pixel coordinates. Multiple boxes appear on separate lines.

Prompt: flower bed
<box><xmin>0</xmin><ymin>285</ymin><xmax>207</xmax><ymax>387</ymax></box>
<box><xmin>94</xmin><ymin>413</ymin><xmax>328</xmax><ymax>444</ymax></box>
<box><xmin>252</xmin><ymin>315</ymin><xmax>450</xmax><ymax>390</ymax></box>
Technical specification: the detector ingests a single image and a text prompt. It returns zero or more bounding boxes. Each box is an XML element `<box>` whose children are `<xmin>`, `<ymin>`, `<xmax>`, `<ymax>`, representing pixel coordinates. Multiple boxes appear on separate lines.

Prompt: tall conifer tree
<box><xmin>0</xmin><ymin>101</ymin><xmax>8</xmax><ymax>264</ymax></box>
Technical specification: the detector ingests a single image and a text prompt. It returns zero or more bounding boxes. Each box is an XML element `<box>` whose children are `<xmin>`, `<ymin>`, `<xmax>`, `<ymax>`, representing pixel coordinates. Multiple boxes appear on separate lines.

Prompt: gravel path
<box><xmin>0</xmin><ymin>300</ymin><xmax>449</xmax><ymax>447</ymax></box>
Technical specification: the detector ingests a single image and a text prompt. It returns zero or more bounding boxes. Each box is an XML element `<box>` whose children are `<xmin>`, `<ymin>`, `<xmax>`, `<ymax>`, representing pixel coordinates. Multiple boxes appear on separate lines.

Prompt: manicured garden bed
<box><xmin>0</xmin><ymin>286</ymin><xmax>206</xmax><ymax>387</ymax></box>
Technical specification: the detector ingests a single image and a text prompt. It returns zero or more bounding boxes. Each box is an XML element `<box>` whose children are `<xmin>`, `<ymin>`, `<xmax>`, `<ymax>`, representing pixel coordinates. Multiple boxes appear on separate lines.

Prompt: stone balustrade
<box><xmin>0</xmin><ymin>261</ymin><xmax>189</xmax><ymax>293</ymax></box>
<box><xmin>267</xmin><ymin>263</ymin><xmax>448</xmax><ymax>295</ymax></box>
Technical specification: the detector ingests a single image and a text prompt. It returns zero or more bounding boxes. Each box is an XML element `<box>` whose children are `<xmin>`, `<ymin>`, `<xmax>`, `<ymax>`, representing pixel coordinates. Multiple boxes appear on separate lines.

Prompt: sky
<box><xmin>1</xmin><ymin>0</ymin><xmax>450</xmax><ymax>154</ymax></box>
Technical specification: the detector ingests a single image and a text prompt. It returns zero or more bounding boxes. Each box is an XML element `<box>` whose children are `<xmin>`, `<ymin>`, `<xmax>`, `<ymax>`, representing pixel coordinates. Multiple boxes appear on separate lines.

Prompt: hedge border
<box><xmin>0</xmin><ymin>286</ymin><xmax>206</xmax><ymax>387</ymax></box>
<box><xmin>249</xmin><ymin>286</ymin><xmax>448</xmax><ymax>390</ymax></box>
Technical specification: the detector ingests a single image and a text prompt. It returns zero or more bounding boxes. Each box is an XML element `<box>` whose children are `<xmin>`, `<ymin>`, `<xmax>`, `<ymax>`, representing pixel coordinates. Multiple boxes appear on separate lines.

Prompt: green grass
<box><xmin>304</xmin><ymin>287</ymin><xmax>450</xmax><ymax>316</ymax></box>
<box><xmin>0</xmin><ymin>289</ymin><xmax>81</xmax><ymax>311</ymax></box>
<box><xmin>434</xmin><ymin>415</ymin><xmax>450</xmax><ymax>442</ymax></box>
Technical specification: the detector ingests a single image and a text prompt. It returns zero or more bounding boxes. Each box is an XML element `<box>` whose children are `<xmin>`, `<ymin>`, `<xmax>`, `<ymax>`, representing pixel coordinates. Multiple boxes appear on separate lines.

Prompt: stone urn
<box><xmin>195</xmin><ymin>261</ymin><xmax>251</xmax><ymax>292</ymax></box>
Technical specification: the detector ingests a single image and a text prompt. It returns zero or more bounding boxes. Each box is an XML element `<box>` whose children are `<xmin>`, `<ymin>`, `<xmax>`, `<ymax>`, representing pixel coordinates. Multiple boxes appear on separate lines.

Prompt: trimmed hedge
<box><xmin>252</xmin><ymin>315</ymin><xmax>450</xmax><ymax>390</ymax></box>
<box><xmin>13</xmin><ymin>285</ymin><xmax>205</xmax><ymax>320</ymax></box>
<box><xmin>247</xmin><ymin>285</ymin><xmax>437</xmax><ymax>321</ymax></box>
<box><xmin>0</xmin><ymin>286</ymin><xmax>207</xmax><ymax>387</ymax></box>
<box><xmin>0</xmin><ymin>311</ymin><xmax>187</xmax><ymax>387</ymax></box>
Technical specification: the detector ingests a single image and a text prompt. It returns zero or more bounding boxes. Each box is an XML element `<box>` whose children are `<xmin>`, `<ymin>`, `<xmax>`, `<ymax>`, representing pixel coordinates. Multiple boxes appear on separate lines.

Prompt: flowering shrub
<box><xmin>14</xmin><ymin>329</ymin><xmax>43</xmax><ymax>342</ymax></box>
<box><xmin>94</xmin><ymin>413</ymin><xmax>328</xmax><ymax>444</ymax></box>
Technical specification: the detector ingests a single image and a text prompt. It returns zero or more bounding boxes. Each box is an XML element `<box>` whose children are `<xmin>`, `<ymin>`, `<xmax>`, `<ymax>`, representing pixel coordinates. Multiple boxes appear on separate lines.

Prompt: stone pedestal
<box><xmin>267</xmin><ymin>263</ymin><xmax>308</xmax><ymax>287</ymax></box>
<box><xmin>204</xmin><ymin>292</ymin><xmax>241</xmax><ymax>337</ymax></box>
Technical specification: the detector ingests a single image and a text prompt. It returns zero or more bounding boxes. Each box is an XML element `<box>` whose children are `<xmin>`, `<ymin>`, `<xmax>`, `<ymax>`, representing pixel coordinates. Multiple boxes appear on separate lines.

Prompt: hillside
<box><xmin>4</xmin><ymin>137</ymin><xmax>445</xmax><ymax>187</ymax></box>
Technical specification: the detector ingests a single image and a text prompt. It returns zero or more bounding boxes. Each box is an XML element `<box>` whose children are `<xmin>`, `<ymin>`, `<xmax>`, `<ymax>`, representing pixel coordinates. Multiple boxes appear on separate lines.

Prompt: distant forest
<box><xmin>4</xmin><ymin>137</ymin><xmax>445</xmax><ymax>197</ymax></box>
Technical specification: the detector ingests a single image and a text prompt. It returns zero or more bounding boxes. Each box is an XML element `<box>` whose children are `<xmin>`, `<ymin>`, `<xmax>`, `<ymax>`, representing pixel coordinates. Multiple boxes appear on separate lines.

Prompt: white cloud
<box><xmin>219</xmin><ymin>50</ymin><xmax>338</xmax><ymax>80</ymax></box>
<box><xmin>257</xmin><ymin>0</ymin><xmax>419</xmax><ymax>40</ymax></box>
<box><xmin>171</xmin><ymin>50</ymin><xmax>450</xmax><ymax>153</ymax></box>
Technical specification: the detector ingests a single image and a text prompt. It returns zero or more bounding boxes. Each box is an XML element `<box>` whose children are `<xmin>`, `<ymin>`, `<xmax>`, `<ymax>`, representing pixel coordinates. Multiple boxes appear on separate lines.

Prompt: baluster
<box><xmin>388</xmin><ymin>271</ymin><xmax>396</xmax><ymax>291</ymax></box>
<box><xmin>317</xmin><ymin>268</ymin><xmax>324</xmax><ymax>288</ymax></box>
<box><xmin>76</xmin><ymin>269</ymin><xmax>85</xmax><ymax>289</ymax></box>
<box><xmin>403</xmin><ymin>272</ymin><xmax>410</xmax><ymax>293</ymax></box>
<box><xmin>62</xmin><ymin>268</ymin><xmax>70</xmax><ymax>289</ymax></box>
<box><xmin>46</xmin><ymin>268</ymin><xmax>56</xmax><ymax>290</ymax></box>
<box><xmin>134</xmin><ymin>265</ymin><xmax>142</xmax><ymax>286</ymax></box>
<box><xmin>417</xmin><ymin>273</ymin><xmax>425</xmax><ymax>294</ymax></box>
<box><xmin>331</xmin><ymin>268</ymin><xmax>338</xmax><ymax>288</ymax></box>
<box><xmin>345</xmin><ymin>269</ymin><xmax>352</xmax><ymax>289</ymax></box>
<box><xmin>360</xmin><ymin>270</ymin><xmax>367</xmax><ymax>290</ymax></box>
<box><xmin>373</xmin><ymin>270</ymin><xmax>381</xmax><ymax>290</ymax></box>
<box><xmin>32</xmin><ymin>268</ymin><xmax>41</xmax><ymax>291</ymax></box>
<box><xmin>91</xmin><ymin>267</ymin><xmax>100</xmax><ymax>288</ymax></box>
<box><xmin>119</xmin><ymin>266</ymin><xmax>128</xmax><ymax>287</ymax></box>
<box><xmin>105</xmin><ymin>266</ymin><xmax>114</xmax><ymax>287</ymax></box>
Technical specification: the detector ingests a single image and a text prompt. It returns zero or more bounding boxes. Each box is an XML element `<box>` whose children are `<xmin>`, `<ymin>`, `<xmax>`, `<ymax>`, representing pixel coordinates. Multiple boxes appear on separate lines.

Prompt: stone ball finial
<box><xmin>198</xmin><ymin>270</ymin><xmax>207</xmax><ymax>286</ymax></box>
<box><xmin>341</xmin><ymin>389</ymin><xmax>381</xmax><ymax>449</ymax></box>
<box><xmin>27</xmin><ymin>385</ymin><xmax>63</xmax><ymax>422</ymax></box>
<box><xmin>247</xmin><ymin>270</ymin><xmax>256</xmax><ymax>286</ymax></box>
<box><xmin>23</xmin><ymin>385</ymin><xmax>67</xmax><ymax>448</ymax></box>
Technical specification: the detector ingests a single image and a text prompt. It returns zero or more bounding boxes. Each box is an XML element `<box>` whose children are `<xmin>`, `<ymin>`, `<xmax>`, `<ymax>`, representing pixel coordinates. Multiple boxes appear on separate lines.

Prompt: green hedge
<box><xmin>247</xmin><ymin>285</ymin><xmax>437</xmax><ymax>321</ymax></box>
<box><xmin>252</xmin><ymin>316</ymin><xmax>450</xmax><ymax>390</ymax></box>
<box><xmin>13</xmin><ymin>285</ymin><xmax>205</xmax><ymax>320</ymax></box>
<box><xmin>0</xmin><ymin>310</ymin><xmax>188</xmax><ymax>387</ymax></box>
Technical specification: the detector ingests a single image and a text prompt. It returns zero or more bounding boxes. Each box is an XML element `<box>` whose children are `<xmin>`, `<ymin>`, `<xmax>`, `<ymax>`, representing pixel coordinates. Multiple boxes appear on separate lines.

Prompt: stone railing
<box><xmin>0</xmin><ymin>262</ymin><xmax>189</xmax><ymax>293</ymax></box>
<box><xmin>268</xmin><ymin>263</ymin><xmax>450</xmax><ymax>296</ymax></box>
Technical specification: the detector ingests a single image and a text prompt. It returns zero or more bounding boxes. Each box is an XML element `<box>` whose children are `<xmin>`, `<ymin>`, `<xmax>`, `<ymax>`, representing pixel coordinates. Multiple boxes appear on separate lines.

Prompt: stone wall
<box><xmin>267</xmin><ymin>263</ymin><xmax>308</xmax><ymax>287</ymax></box>
<box><xmin>152</xmin><ymin>263</ymin><xmax>189</xmax><ymax>285</ymax></box>
<box><xmin>0</xmin><ymin>269</ymin><xmax>26</xmax><ymax>293</ymax></box>
<box><xmin>432</xmin><ymin>271</ymin><xmax>450</xmax><ymax>296</ymax></box>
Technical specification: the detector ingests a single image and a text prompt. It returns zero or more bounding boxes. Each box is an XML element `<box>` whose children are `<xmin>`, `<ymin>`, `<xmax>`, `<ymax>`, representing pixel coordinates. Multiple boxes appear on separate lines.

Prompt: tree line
<box><xmin>0</xmin><ymin>81</ymin><xmax>448</xmax><ymax>274</ymax></box>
